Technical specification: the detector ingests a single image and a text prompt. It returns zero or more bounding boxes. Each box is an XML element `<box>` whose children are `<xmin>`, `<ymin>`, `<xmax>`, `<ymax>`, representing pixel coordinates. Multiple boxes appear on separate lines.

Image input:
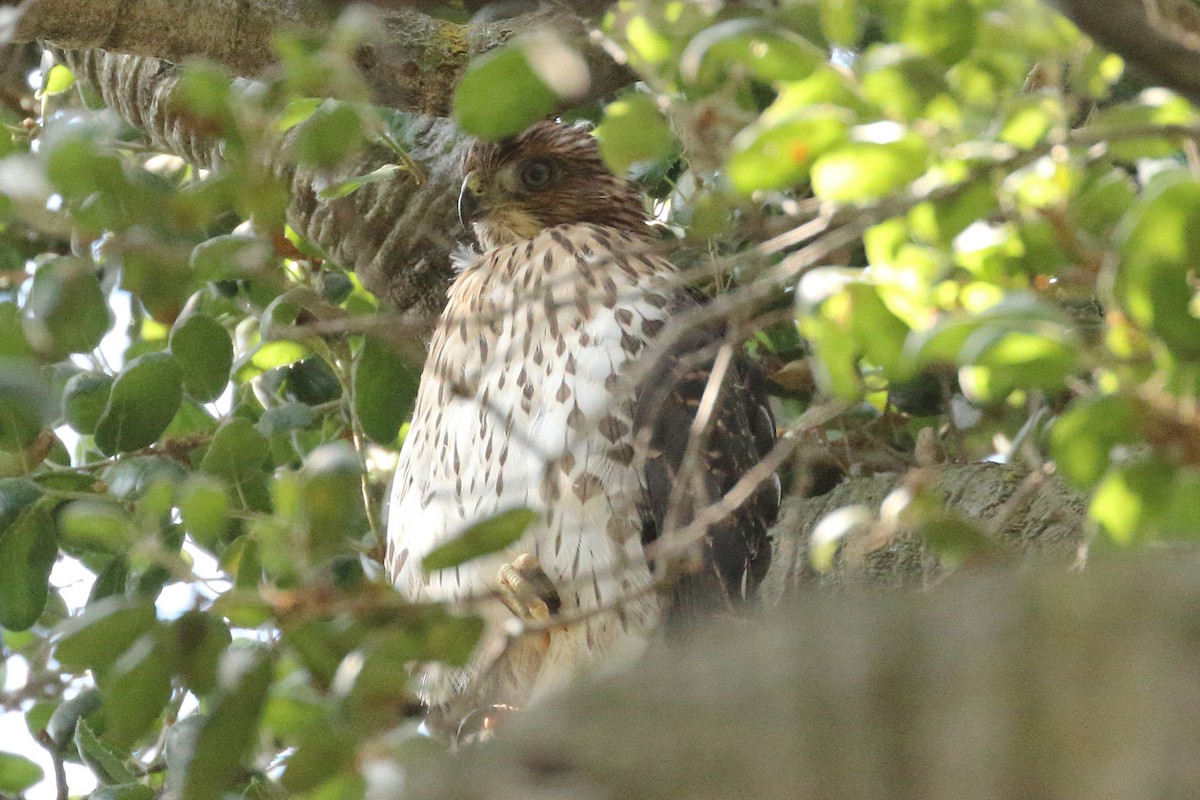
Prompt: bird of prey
<box><xmin>386</xmin><ymin>121</ymin><xmax>778</xmax><ymax>728</ymax></box>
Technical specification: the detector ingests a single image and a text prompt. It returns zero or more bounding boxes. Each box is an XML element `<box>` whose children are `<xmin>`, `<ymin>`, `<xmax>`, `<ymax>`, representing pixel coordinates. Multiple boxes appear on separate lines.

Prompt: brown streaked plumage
<box><xmin>387</xmin><ymin>121</ymin><xmax>778</xmax><ymax>729</ymax></box>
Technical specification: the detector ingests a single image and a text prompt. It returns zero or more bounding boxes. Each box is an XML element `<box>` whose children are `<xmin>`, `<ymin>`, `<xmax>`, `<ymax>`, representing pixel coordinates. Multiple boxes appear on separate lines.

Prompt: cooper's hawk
<box><xmin>386</xmin><ymin>122</ymin><xmax>777</xmax><ymax>727</ymax></box>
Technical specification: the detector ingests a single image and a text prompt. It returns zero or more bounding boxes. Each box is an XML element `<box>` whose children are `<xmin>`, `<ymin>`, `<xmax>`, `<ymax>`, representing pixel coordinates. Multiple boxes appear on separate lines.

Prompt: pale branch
<box><xmin>7</xmin><ymin>0</ymin><xmax>633</xmax><ymax>117</ymax></box>
<box><xmin>403</xmin><ymin>554</ymin><xmax>1200</xmax><ymax>800</ymax></box>
<box><xmin>1045</xmin><ymin>0</ymin><xmax>1200</xmax><ymax>107</ymax></box>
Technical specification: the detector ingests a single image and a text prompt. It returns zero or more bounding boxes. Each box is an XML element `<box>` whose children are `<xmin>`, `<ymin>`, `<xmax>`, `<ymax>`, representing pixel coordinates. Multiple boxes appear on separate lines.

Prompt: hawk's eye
<box><xmin>520</xmin><ymin>158</ymin><xmax>554</xmax><ymax>189</ymax></box>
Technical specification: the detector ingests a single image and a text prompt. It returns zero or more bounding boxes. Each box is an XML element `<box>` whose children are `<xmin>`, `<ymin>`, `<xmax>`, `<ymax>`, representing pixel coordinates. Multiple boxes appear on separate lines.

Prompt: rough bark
<box><xmin>1047</xmin><ymin>0</ymin><xmax>1200</xmax><ymax>106</ymax></box>
<box><xmin>7</xmin><ymin>0</ymin><xmax>632</xmax><ymax>117</ymax></box>
<box><xmin>762</xmin><ymin>462</ymin><xmax>1088</xmax><ymax>602</ymax></box>
<box><xmin>403</xmin><ymin>553</ymin><xmax>1200</xmax><ymax>800</ymax></box>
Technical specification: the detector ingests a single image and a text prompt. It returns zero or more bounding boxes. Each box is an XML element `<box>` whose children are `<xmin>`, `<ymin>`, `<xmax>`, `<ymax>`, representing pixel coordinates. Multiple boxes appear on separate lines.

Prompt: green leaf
<box><xmin>283</xmin><ymin>357</ymin><xmax>341</xmax><ymax>405</ymax></box>
<box><xmin>0</xmin><ymin>498</ymin><xmax>57</xmax><ymax>630</ymax></box>
<box><xmin>54</xmin><ymin>598</ymin><xmax>158</xmax><ymax>672</ymax></box>
<box><xmin>102</xmin><ymin>456</ymin><xmax>188</xmax><ymax>501</ymax></box>
<box><xmin>594</xmin><ymin>93</ymin><xmax>677</xmax><ymax>175</ymax></box>
<box><xmin>170</xmin><ymin>314</ymin><xmax>233</xmax><ymax>402</ymax></box>
<box><xmin>179</xmin><ymin>646</ymin><xmax>273</xmax><ymax>800</ymax></box>
<box><xmin>860</xmin><ymin>47</ymin><xmax>949</xmax><ymax>122</ymax></box>
<box><xmin>1091</xmin><ymin>459</ymin><xmax>1172</xmax><ymax>544</ymax></box>
<box><xmin>102</xmin><ymin>634</ymin><xmax>173</xmax><ymax>748</ymax></box>
<box><xmin>1154</xmin><ymin>470</ymin><xmax>1200</xmax><ymax>539</ymax></box>
<box><xmin>353</xmin><ymin>336</ymin><xmax>420</xmax><ymax>445</ymax></box>
<box><xmin>0</xmin><ymin>303</ymin><xmax>33</xmax><ymax>359</ymax></box>
<box><xmin>344</xmin><ymin>610</ymin><xmax>482</xmax><ymax>687</ymax></box>
<box><xmin>93</xmin><ymin>353</ymin><xmax>184</xmax><ymax>456</ymax></box>
<box><xmin>0</xmin><ymin>477</ymin><xmax>41</xmax><ymax>532</ymax></box>
<box><xmin>918</xmin><ymin>512</ymin><xmax>1002</xmax><ymax>568</ymax></box>
<box><xmin>62</xmin><ymin>371</ymin><xmax>115</xmax><ymax>435</ymax></box>
<box><xmin>46</xmin><ymin>687</ymin><xmax>102</xmax><ymax>749</ymax></box>
<box><xmin>22</xmin><ymin>256</ymin><xmax>111</xmax><ymax>358</ymax></box>
<box><xmin>44</xmin><ymin>130</ymin><xmax>128</xmax><ymax>204</ymax></box>
<box><xmin>0</xmin><ymin>751</ymin><xmax>43</xmax><ymax>793</ymax></box>
<box><xmin>288</xmin><ymin>101</ymin><xmax>367</xmax><ymax>170</ymax></box>
<box><xmin>295</xmin><ymin>773</ymin><xmax>365</xmax><ymax>800</ymax></box>
<box><xmin>75</xmin><ymin>717</ymin><xmax>137</xmax><ymax>785</ymax></box>
<box><xmin>908</xmin><ymin>178</ymin><xmax>996</xmax><ymax>247</ymax></box>
<box><xmin>179</xmin><ymin>476</ymin><xmax>231</xmax><ymax>549</ymax></box>
<box><xmin>24</xmin><ymin>701</ymin><xmax>54</xmax><ymax>744</ymax></box>
<box><xmin>115</xmin><ymin>237</ymin><xmax>193</xmax><ymax>324</ymax></box>
<box><xmin>174</xmin><ymin>60</ymin><xmax>234</xmax><ymax>132</ymax></box>
<box><xmin>200</xmin><ymin>417</ymin><xmax>270</xmax><ymax>484</ymax></box>
<box><xmin>278</xmin><ymin>97</ymin><xmax>322</xmax><ymax>133</ymax></box>
<box><xmin>1051</xmin><ymin>395</ymin><xmax>1139</xmax><ymax>489</ymax></box>
<box><xmin>281</xmin><ymin>729</ymin><xmax>356</xmax><ymax>793</ymax></box>
<box><xmin>190</xmin><ymin>235</ymin><xmax>276</xmax><ymax>282</ymax></box>
<box><xmin>1115</xmin><ymin>175</ymin><xmax>1200</xmax><ymax>360</ymax></box>
<box><xmin>317</xmin><ymin>164</ymin><xmax>403</xmax><ymax>200</ymax></box>
<box><xmin>171</xmin><ymin>610</ymin><xmax>232</xmax><ymax>696</ymax></box>
<box><xmin>453</xmin><ymin>44</ymin><xmax>558</xmax><ymax>139</ymax></box>
<box><xmin>819</xmin><ymin>0</ymin><xmax>861</xmax><ymax>47</ymax></box>
<box><xmin>811</xmin><ymin>133</ymin><xmax>929</xmax><ymax>202</ymax></box>
<box><xmin>212</xmin><ymin>591</ymin><xmax>271</xmax><ymax>629</ymax></box>
<box><xmin>0</xmin><ymin>359</ymin><xmax>53</xmax><ymax>452</ymax></box>
<box><xmin>887</xmin><ymin>0</ymin><xmax>979</xmax><ymax>65</ymax></box>
<box><xmin>957</xmin><ymin>329</ymin><xmax>1078</xmax><ymax>403</ymax></box>
<box><xmin>300</xmin><ymin>444</ymin><xmax>365</xmax><ymax>562</ymax></box>
<box><xmin>1069</xmin><ymin>168</ymin><xmax>1136</xmax><ymax>240</ymax></box>
<box><xmin>1092</xmin><ymin>91</ymin><xmax>1198</xmax><ymax>161</ymax></box>
<box><xmin>90</xmin><ymin>784</ymin><xmax>156</xmax><ymax>800</ymax></box>
<box><xmin>88</xmin><ymin>554</ymin><xmax>130</xmax><ymax>605</ymax></box>
<box><xmin>680</xmin><ymin>18</ymin><xmax>824</xmax><ymax>87</ymax></box>
<box><xmin>59</xmin><ymin>500</ymin><xmax>134</xmax><ymax>554</ymax></box>
<box><xmin>422</xmin><ymin>508</ymin><xmax>537</xmax><ymax>572</ymax></box>
<box><xmin>40</xmin><ymin>63</ymin><xmax>75</xmax><ymax>96</ymax></box>
<box><xmin>234</xmin><ymin>341</ymin><xmax>310</xmax><ymax>383</ymax></box>
<box><xmin>998</xmin><ymin>96</ymin><xmax>1062</xmax><ymax>149</ymax></box>
<box><xmin>219</xmin><ymin>535</ymin><xmax>263</xmax><ymax>591</ymax></box>
<box><xmin>255</xmin><ymin>402</ymin><xmax>317</xmax><ymax>437</ymax></box>
<box><xmin>727</xmin><ymin>107</ymin><xmax>851</xmax><ymax>193</ymax></box>
<box><xmin>797</xmin><ymin>273</ymin><xmax>913</xmax><ymax>396</ymax></box>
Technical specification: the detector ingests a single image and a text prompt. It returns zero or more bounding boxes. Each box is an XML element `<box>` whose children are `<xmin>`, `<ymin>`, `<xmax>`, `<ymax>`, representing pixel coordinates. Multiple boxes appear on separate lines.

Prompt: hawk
<box><xmin>386</xmin><ymin>121</ymin><xmax>778</xmax><ymax>729</ymax></box>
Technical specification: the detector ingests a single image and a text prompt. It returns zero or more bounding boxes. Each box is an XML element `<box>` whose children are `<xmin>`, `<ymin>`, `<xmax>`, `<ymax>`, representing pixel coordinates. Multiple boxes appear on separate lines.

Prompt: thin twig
<box><xmin>35</xmin><ymin>729</ymin><xmax>68</xmax><ymax>800</ymax></box>
<box><xmin>661</xmin><ymin>341</ymin><xmax>735</xmax><ymax>539</ymax></box>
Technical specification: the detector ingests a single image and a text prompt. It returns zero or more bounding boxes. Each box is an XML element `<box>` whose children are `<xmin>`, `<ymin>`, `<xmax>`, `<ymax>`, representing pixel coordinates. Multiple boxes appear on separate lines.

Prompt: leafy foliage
<box><xmin>0</xmin><ymin>0</ymin><xmax>1198</xmax><ymax>797</ymax></box>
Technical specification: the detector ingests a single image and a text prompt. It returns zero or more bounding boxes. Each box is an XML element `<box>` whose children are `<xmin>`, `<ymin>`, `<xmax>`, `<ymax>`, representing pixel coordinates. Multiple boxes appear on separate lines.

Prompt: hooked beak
<box><xmin>458</xmin><ymin>172</ymin><xmax>482</xmax><ymax>231</ymax></box>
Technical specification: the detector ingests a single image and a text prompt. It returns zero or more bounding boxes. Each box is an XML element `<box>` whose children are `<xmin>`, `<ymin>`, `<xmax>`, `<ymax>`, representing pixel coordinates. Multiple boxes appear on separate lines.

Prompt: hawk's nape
<box><xmin>385</xmin><ymin>121</ymin><xmax>779</xmax><ymax>728</ymax></box>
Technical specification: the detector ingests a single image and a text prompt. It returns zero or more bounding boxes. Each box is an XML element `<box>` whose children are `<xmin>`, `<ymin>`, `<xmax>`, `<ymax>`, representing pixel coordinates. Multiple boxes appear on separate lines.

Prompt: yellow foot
<box><xmin>496</xmin><ymin>553</ymin><xmax>562</xmax><ymax>623</ymax></box>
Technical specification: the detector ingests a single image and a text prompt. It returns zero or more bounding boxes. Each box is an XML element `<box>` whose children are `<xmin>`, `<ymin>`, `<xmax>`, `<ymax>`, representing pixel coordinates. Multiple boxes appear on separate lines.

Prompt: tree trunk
<box><xmin>402</xmin><ymin>553</ymin><xmax>1200</xmax><ymax>800</ymax></box>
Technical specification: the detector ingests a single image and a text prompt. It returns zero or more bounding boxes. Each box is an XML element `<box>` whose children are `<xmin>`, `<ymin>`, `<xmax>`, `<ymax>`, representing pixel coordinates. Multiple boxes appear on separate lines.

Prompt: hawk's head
<box><xmin>459</xmin><ymin>122</ymin><xmax>648</xmax><ymax>250</ymax></box>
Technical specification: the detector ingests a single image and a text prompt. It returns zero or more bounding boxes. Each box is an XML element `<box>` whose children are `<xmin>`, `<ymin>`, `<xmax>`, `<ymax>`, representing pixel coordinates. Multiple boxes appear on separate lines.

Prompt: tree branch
<box><xmin>1045</xmin><ymin>0</ymin><xmax>1200</xmax><ymax>107</ymax></box>
<box><xmin>762</xmin><ymin>462</ymin><xmax>1086</xmax><ymax>601</ymax></box>
<box><xmin>8</xmin><ymin>0</ymin><xmax>633</xmax><ymax>116</ymax></box>
<box><xmin>403</xmin><ymin>555</ymin><xmax>1200</xmax><ymax>800</ymax></box>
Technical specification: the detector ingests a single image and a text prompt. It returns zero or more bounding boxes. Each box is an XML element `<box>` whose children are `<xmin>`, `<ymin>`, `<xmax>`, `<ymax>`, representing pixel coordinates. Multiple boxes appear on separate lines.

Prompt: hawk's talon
<box><xmin>497</xmin><ymin>554</ymin><xmax>561</xmax><ymax>624</ymax></box>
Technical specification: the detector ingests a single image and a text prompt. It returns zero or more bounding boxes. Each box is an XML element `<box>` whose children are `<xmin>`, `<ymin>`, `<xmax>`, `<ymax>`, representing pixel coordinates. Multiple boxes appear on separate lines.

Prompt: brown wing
<box><xmin>635</xmin><ymin>295</ymin><xmax>779</xmax><ymax>618</ymax></box>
